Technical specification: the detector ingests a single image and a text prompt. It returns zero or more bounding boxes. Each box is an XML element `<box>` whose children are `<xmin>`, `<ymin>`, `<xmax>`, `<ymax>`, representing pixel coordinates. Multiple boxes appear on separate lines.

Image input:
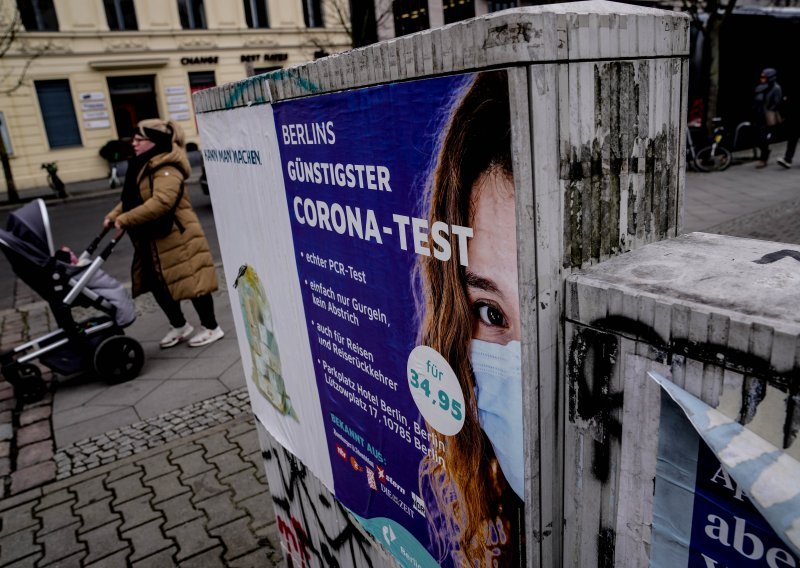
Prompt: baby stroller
<box><xmin>0</xmin><ymin>199</ymin><xmax>144</xmax><ymax>402</ymax></box>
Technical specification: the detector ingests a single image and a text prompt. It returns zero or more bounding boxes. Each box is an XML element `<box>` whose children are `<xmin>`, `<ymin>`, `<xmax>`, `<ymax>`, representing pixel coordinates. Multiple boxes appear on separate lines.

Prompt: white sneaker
<box><xmin>160</xmin><ymin>323</ymin><xmax>194</xmax><ymax>348</ymax></box>
<box><xmin>188</xmin><ymin>326</ymin><xmax>224</xmax><ymax>348</ymax></box>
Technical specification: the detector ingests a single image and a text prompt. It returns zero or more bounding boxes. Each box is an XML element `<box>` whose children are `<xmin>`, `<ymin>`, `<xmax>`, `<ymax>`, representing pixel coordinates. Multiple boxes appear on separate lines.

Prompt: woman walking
<box><xmin>105</xmin><ymin>119</ymin><xmax>224</xmax><ymax>348</ymax></box>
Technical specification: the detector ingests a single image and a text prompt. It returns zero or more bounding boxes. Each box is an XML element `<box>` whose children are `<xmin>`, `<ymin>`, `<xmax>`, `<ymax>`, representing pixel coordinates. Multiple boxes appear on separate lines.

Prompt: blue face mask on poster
<box><xmin>471</xmin><ymin>339</ymin><xmax>524</xmax><ymax>500</ymax></box>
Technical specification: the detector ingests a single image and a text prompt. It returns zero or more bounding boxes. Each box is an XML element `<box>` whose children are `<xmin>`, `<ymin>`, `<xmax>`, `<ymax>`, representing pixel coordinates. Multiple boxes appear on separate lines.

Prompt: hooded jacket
<box><xmin>754</xmin><ymin>68</ymin><xmax>783</xmax><ymax>120</ymax></box>
<box><xmin>107</xmin><ymin>136</ymin><xmax>218</xmax><ymax>301</ymax></box>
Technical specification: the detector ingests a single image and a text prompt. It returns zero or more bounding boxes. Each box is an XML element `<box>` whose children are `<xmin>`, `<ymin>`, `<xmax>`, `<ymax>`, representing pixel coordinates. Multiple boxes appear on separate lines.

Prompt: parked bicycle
<box><xmin>686</xmin><ymin>117</ymin><xmax>732</xmax><ymax>172</ymax></box>
<box><xmin>41</xmin><ymin>162</ymin><xmax>68</xmax><ymax>198</ymax></box>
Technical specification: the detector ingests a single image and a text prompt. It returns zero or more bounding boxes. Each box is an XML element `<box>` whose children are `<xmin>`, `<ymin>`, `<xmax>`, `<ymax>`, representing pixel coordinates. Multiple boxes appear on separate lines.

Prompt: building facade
<box><xmin>0</xmin><ymin>0</ymin><xmax>350</xmax><ymax>194</ymax></box>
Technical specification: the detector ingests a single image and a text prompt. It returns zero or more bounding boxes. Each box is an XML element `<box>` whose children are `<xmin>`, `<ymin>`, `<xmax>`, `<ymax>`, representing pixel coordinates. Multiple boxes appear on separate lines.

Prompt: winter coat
<box><xmin>753</xmin><ymin>68</ymin><xmax>783</xmax><ymax>124</ymax></box>
<box><xmin>106</xmin><ymin>145</ymin><xmax>218</xmax><ymax>301</ymax></box>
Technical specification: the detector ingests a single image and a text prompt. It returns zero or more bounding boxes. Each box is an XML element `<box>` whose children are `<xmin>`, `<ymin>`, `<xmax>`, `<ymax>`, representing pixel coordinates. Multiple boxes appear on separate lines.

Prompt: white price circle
<box><xmin>406</xmin><ymin>346</ymin><xmax>465</xmax><ymax>436</ymax></box>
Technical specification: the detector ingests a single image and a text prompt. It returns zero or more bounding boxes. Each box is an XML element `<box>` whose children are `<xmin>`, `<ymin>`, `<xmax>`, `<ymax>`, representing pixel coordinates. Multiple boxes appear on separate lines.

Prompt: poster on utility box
<box><xmin>199</xmin><ymin>70</ymin><xmax>525</xmax><ymax>567</ymax></box>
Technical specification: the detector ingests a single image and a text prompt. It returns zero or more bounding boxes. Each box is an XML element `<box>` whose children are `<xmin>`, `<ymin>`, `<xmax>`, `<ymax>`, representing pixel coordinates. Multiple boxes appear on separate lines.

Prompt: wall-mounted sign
<box><xmin>81</xmin><ymin>101</ymin><xmax>106</xmax><ymax>111</ymax></box>
<box><xmin>180</xmin><ymin>56</ymin><xmax>218</xmax><ymax>66</ymax></box>
<box><xmin>84</xmin><ymin>119</ymin><xmax>111</xmax><ymax>129</ymax></box>
<box><xmin>82</xmin><ymin>110</ymin><xmax>109</xmax><ymax>120</ymax></box>
<box><xmin>166</xmin><ymin>94</ymin><xmax>188</xmax><ymax>104</ymax></box>
<box><xmin>79</xmin><ymin>92</ymin><xmax>105</xmax><ymax>101</ymax></box>
<box><xmin>165</xmin><ymin>86</ymin><xmax>187</xmax><ymax>95</ymax></box>
<box><xmin>240</xmin><ymin>53</ymin><xmax>289</xmax><ymax>63</ymax></box>
<box><xmin>168</xmin><ymin>103</ymin><xmax>189</xmax><ymax>112</ymax></box>
<box><xmin>169</xmin><ymin>112</ymin><xmax>191</xmax><ymax>121</ymax></box>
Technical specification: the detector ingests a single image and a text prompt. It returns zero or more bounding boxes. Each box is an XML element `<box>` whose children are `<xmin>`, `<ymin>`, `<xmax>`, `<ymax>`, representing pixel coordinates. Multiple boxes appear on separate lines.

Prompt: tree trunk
<box><xmin>0</xmin><ymin>134</ymin><xmax>18</xmax><ymax>203</ymax></box>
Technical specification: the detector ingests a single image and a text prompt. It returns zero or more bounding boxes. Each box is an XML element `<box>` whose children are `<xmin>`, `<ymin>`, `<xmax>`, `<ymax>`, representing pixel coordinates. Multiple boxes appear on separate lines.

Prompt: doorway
<box><xmin>107</xmin><ymin>75</ymin><xmax>158</xmax><ymax>139</ymax></box>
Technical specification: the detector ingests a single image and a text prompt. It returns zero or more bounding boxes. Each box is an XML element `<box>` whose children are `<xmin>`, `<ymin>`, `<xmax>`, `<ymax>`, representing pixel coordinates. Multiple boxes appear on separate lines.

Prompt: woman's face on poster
<box><xmin>466</xmin><ymin>169</ymin><xmax>520</xmax><ymax>346</ymax></box>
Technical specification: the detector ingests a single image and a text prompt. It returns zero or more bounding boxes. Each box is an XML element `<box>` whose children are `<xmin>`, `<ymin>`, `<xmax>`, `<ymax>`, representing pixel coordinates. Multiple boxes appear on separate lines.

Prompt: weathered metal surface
<box><xmin>563</xmin><ymin>233</ymin><xmax>800</xmax><ymax>566</ymax></box>
<box><xmin>192</xmin><ymin>1</ymin><xmax>689</xmax><ymax>113</ymax></box>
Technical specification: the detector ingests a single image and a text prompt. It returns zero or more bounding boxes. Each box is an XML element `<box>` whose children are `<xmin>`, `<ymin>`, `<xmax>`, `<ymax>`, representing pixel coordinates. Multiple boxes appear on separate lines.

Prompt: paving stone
<box><xmin>17</xmin><ymin>440</ymin><xmax>53</xmax><ymax>469</ymax></box>
<box><xmin>0</xmin><ymin>525</ymin><xmax>41</xmax><ymax>565</ymax></box>
<box><xmin>0</xmin><ymin>422</ymin><xmax>13</xmax><ymax>441</ymax></box>
<box><xmin>229</xmin><ymin>428</ymin><xmax>260</xmax><ymax>457</ymax></box>
<box><xmin>35</xmin><ymin>488</ymin><xmax>73</xmax><ymax>512</ymax></box>
<box><xmin>207</xmin><ymin>448</ymin><xmax>250</xmax><ymax>479</ymax></box>
<box><xmin>37</xmin><ymin>498</ymin><xmax>79</xmax><ymax>536</ymax></box>
<box><xmin>209</xmin><ymin>517</ymin><xmax>262</xmax><ymax>562</ymax></box>
<box><xmin>229</xmin><ymin>548</ymin><xmax>277</xmax><ymax>568</ymax></box>
<box><xmin>0</xmin><ymin>499</ymin><xmax>38</xmax><ymax>537</ymax></box>
<box><xmin>130</xmin><ymin>546</ymin><xmax>177</xmax><ymax>568</ymax></box>
<box><xmin>107</xmin><ymin>471</ymin><xmax>150</xmax><ymax>506</ymax></box>
<box><xmin>225</xmin><ymin>469</ymin><xmax>267</xmax><ymax>504</ymax></box>
<box><xmin>40</xmin><ymin>551</ymin><xmax>86</xmax><ymax>567</ymax></box>
<box><xmin>71</xmin><ymin>475</ymin><xmax>110</xmax><ymax>509</ymax></box>
<box><xmin>226</xmin><ymin>419</ymin><xmax>256</xmax><ymax>439</ymax></box>
<box><xmin>172</xmin><ymin>449</ymin><xmax>214</xmax><ymax>480</ymax></box>
<box><xmin>106</xmin><ymin>462</ymin><xmax>143</xmax><ymax>484</ymax></box>
<box><xmin>16</xmin><ymin>421</ymin><xmax>50</xmax><ymax>447</ymax></box>
<box><xmin>116</xmin><ymin>494</ymin><xmax>162</xmax><ymax>533</ymax></box>
<box><xmin>2</xmin><ymin>552</ymin><xmax>43</xmax><ymax>567</ymax></box>
<box><xmin>85</xmin><ymin>548</ymin><xmax>130</xmax><ymax>567</ymax></box>
<box><xmin>123</xmin><ymin>518</ymin><xmax>173</xmax><ymax>563</ymax></box>
<box><xmin>0</xmin><ymin>456</ymin><xmax>10</xmax><ymax>475</ymax></box>
<box><xmin>185</xmin><ymin>470</ymin><xmax>227</xmax><ymax>503</ymax></box>
<box><xmin>37</xmin><ymin>521</ymin><xmax>85</xmax><ymax>566</ymax></box>
<box><xmin>197</xmin><ymin>430</ymin><xmax>236</xmax><ymax>459</ymax></box>
<box><xmin>153</xmin><ymin>493</ymin><xmax>203</xmax><ymax>531</ymax></box>
<box><xmin>166</xmin><ymin>517</ymin><xmax>221</xmax><ymax>562</ymax></box>
<box><xmin>168</xmin><ymin>440</ymin><xmax>203</xmax><ymax>460</ymax></box>
<box><xmin>11</xmin><ymin>461</ymin><xmax>56</xmax><ymax>494</ymax></box>
<box><xmin>76</xmin><ymin>517</ymin><xmax>128</xmax><ymax>565</ymax></box>
<box><xmin>19</xmin><ymin>405</ymin><xmax>51</xmax><ymax>426</ymax></box>
<box><xmin>0</xmin><ymin>488</ymin><xmax>42</xmax><ymax>513</ymax></box>
<box><xmin>147</xmin><ymin>470</ymin><xmax>190</xmax><ymax>505</ymax></box>
<box><xmin>0</xmin><ymin>410</ymin><xmax>10</xmax><ymax>424</ymax></box>
<box><xmin>178</xmin><ymin>545</ymin><xmax>225</xmax><ymax>567</ymax></box>
<box><xmin>195</xmin><ymin>490</ymin><xmax>247</xmax><ymax>530</ymax></box>
<box><xmin>237</xmin><ymin>492</ymin><xmax>275</xmax><ymax>530</ymax></box>
<box><xmin>138</xmin><ymin>451</ymin><xmax>178</xmax><ymax>481</ymax></box>
<box><xmin>75</xmin><ymin>496</ymin><xmax>119</xmax><ymax>535</ymax></box>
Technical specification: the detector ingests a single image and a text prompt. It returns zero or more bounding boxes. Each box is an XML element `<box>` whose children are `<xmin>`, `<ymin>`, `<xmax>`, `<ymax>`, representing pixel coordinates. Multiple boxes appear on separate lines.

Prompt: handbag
<box><xmin>766</xmin><ymin>110</ymin><xmax>784</xmax><ymax>127</ymax></box>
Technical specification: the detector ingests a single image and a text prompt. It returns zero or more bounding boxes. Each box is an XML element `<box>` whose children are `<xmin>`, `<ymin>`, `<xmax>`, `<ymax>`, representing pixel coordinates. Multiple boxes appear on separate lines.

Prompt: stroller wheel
<box><xmin>6</xmin><ymin>364</ymin><xmax>48</xmax><ymax>404</ymax></box>
<box><xmin>93</xmin><ymin>336</ymin><xmax>145</xmax><ymax>384</ymax></box>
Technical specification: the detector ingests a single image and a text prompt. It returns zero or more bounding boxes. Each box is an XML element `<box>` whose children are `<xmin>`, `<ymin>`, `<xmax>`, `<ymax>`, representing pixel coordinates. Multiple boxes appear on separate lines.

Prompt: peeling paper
<box><xmin>649</xmin><ymin>371</ymin><xmax>800</xmax><ymax>559</ymax></box>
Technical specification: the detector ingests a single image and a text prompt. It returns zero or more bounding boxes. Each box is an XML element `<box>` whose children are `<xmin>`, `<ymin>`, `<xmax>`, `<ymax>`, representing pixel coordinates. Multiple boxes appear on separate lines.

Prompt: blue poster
<box><xmin>652</xmin><ymin>394</ymin><xmax>799</xmax><ymax>568</ymax></box>
<box><xmin>271</xmin><ymin>71</ymin><xmax>525</xmax><ymax>567</ymax></box>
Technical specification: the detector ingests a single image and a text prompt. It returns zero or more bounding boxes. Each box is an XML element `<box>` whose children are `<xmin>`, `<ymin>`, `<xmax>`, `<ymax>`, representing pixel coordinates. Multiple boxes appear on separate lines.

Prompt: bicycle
<box><xmin>686</xmin><ymin>117</ymin><xmax>732</xmax><ymax>172</ymax></box>
<box><xmin>41</xmin><ymin>162</ymin><xmax>68</xmax><ymax>198</ymax></box>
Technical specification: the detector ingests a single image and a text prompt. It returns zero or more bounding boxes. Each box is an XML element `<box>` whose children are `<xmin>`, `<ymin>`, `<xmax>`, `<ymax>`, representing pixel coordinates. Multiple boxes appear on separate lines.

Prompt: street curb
<box><xmin>0</xmin><ymin>188</ymin><xmax>120</xmax><ymax>212</ymax></box>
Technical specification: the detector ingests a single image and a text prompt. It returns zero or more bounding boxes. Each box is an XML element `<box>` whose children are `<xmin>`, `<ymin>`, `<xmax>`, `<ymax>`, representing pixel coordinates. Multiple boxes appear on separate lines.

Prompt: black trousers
<box><xmin>784</xmin><ymin>120</ymin><xmax>799</xmax><ymax>162</ymax></box>
<box><xmin>141</xmin><ymin>247</ymin><xmax>218</xmax><ymax>330</ymax></box>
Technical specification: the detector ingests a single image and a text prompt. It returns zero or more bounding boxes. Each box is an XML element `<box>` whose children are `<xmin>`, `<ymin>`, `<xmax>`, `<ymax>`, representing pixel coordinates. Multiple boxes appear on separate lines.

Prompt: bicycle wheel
<box><xmin>695</xmin><ymin>144</ymin><xmax>732</xmax><ymax>172</ymax></box>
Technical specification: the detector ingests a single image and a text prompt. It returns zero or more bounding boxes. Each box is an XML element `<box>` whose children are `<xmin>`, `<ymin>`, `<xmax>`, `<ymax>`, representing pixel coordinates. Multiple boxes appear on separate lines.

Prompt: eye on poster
<box><xmin>201</xmin><ymin>70</ymin><xmax>526</xmax><ymax>567</ymax></box>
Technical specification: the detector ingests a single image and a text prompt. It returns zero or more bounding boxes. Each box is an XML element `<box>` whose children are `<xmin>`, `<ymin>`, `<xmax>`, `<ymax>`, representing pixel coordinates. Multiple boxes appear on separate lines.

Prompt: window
<box><xmin>17</xmin><ymin>0</ymin><xmax>59</xmax><ymax>32</ymax></box>
<box><xmin>302</xmin><ymin>0</ymin><xmax>324</xmax><ymax>28</ymax></box>
<box><xmin>243</xmin><ymin>0</ymin><xmax>269</xmax><ymax>28</ymax></box>
<box><xmin>177</xmin><ymin>0</ymin><xmax>207</xmax><ymax>29</ymax></box>
<box><xmin>393</xmin><ymin>0</ymin><xmax>429</xmax><ymax>37</ymax></box>
<box><xmin>442</xmin><ymin>0</ymin><xmax>474</xmax><ymax>24</ymax></box>
<box><xmin>188</xmin><ymin>71</ymin><xmax>216</xmax><ymax>95</ymax></box>
<box><xmin>104</xmin><ymin>0</ymin><xmax>138</xmax><ymax>30</ymax></box>
<box><xmin>488</xmin><ymin>1</ymin><xmax>518</xmax><ymax>11</ymax></box>
<box><xmin>35</xmin><ymin>80</ymin><xmax>81</xmax><ymax>148</ymax></box>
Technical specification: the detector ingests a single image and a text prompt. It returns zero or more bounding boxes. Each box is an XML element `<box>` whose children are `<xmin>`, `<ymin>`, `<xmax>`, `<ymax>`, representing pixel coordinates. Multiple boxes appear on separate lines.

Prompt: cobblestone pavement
<box><xmin>54</xmin><ymin>388</ymin><xmax>251</xmax><ymax>480</ymax></box>
<box><xmin>0</xmin><ymin>415</ymin><xmax>284</xmax><ymax>567</ymax></box>
<box><xmin>703</xmin><ymin>196</ymin><xmax>800</xmax><ymax>245</ymax></box>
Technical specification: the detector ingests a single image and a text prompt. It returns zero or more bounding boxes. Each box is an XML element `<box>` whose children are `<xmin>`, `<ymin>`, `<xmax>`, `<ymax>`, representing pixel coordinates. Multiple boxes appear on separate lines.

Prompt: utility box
<box><xmin>565</xmin><ymin>233</ymin><xmax>800</xmax><ymax>567</ymax></box>
<box><xmin>194</xmin><ymin>3</ymin><xmax>690</xmax><ymax>566</ymax></box>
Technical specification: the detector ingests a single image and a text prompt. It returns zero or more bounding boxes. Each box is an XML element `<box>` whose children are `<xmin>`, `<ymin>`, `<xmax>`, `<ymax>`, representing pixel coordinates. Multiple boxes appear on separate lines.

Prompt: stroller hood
<box><xmin>5</xmin><ymin>199</ymin><xmax>54</xmax><ymax>257</ymax></box>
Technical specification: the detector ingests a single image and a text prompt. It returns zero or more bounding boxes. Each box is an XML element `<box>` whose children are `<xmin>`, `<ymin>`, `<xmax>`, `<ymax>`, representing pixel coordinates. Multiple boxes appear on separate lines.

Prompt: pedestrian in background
<box><xmin>104</xmin><ymin>119</ymin><xmax>224</xmax><ymax>348</ymax></box>
<box><xmin>778</xmin><ymin>92</ymin><xmax>798</xmax><ymax>169</ymax></box>
<box><xmin>753</xmin><ymin>68</ymin><xmax>783</xmax><ymax>168</ymax></box>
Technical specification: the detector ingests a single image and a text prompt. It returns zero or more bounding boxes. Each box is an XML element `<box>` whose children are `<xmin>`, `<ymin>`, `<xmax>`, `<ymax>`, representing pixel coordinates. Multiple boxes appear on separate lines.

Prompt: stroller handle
<box><xmin>64</xmin><ymin>228</ymin><xmax>126</xmax><ymax>306</ymax></box>
<box><xmin>79</xmin><ymin>225</ymin><xmax>113</xmax><ymax>262</ymax></box>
